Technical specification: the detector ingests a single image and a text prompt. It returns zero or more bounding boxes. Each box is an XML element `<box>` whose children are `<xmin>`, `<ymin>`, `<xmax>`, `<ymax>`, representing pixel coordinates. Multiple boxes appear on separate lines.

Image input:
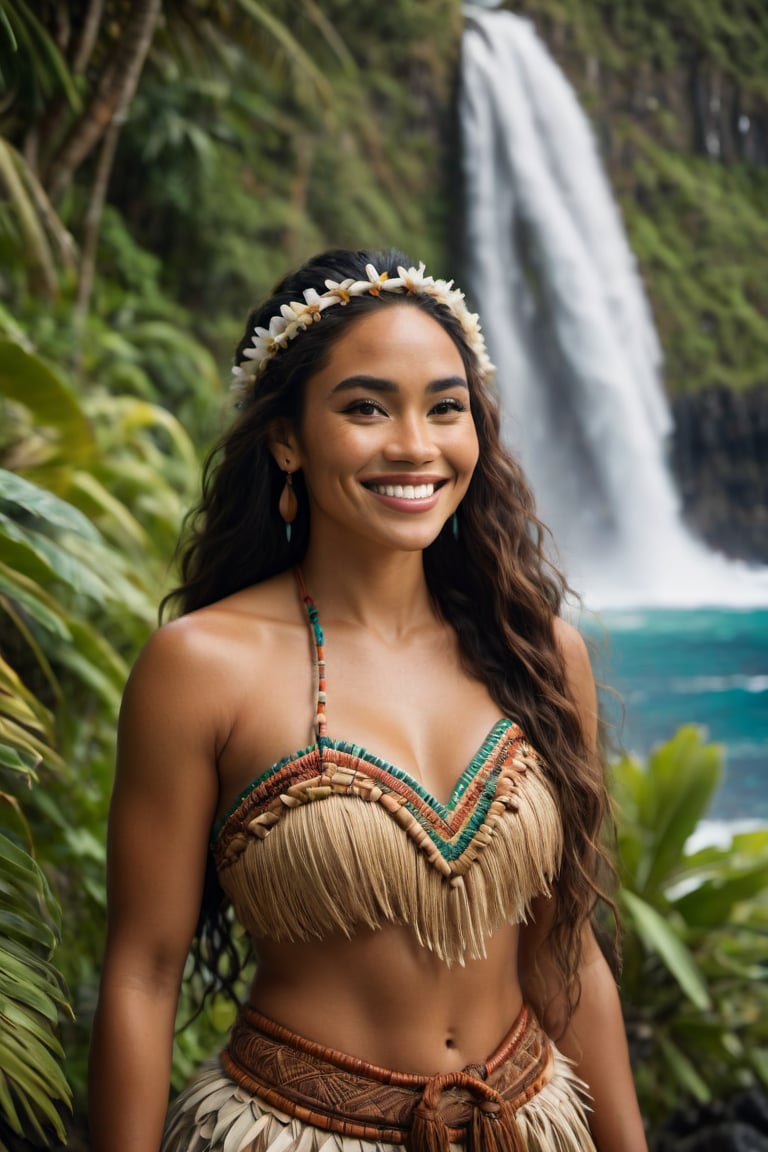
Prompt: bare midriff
<box><xmin>249</xmin><ymin>919</ymin><xmax>524</xmax><ymax>1075</ymax></box>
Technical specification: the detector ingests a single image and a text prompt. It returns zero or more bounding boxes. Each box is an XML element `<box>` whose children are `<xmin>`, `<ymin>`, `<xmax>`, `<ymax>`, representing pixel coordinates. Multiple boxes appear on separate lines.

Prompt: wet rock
<box><xmin>655</xmin><ymin>1089</ymin><xmax>768</xmax><ymax>1152</ymax></box>
<box><xmin>670</xmin><ymin>384</ymin><xmax>768</xmax><ymax>563</ymax></box>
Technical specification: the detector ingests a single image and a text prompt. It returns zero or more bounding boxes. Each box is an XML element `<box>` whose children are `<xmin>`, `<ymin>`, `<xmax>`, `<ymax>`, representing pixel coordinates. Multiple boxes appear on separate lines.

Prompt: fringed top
<box><xmin>212</xmin><ymin>576</ymin><xmax>563</xmax><ymax>964</ymax></box>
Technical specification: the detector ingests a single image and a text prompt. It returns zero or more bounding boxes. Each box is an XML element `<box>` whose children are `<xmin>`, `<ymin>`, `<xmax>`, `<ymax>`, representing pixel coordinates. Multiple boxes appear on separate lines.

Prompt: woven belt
<box><xmin>221</xmin><ymin>1005</ymin><xmax>553</xmax><ymax>1152</ymax></box>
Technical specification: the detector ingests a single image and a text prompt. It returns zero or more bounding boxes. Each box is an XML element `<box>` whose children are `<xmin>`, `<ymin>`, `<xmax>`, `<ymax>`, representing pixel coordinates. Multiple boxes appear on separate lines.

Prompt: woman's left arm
<box><xmin>519</xmin><ymin>619</ymin><xmax>648</xmax><ymax>1152</ymax></box>
<box><xmin>538</xmin><ymin>921</ymin><xmax>649</xmax><ymax>1152</ymax></box>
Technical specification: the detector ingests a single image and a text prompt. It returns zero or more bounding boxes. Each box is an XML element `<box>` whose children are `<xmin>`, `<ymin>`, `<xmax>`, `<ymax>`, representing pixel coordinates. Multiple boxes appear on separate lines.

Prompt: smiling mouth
<box><xmin>364</xmin><ymin>482</ymin><xmax>441</xmax><ymax>500</ymax></box>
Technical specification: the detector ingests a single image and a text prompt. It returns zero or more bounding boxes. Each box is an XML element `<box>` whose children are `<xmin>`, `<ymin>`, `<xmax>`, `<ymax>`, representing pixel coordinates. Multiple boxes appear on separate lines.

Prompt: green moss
<box><xmin>109</xmin><ymin>0</ymin><xmax>460</xmax><ymax>361</ymax></box>
<box><xmin>616</xmin><ymin>127</ymin><xmax>768</xmax><ymax>393</ymax></box>
<box><xmin>514</xmin><ymin>0</ymin><xmax>768</xmax><ymax>95</ymax></box>
<box><xmin>505</xmin><ymin>0</ymin><xmax>768</xmax><ymax>394</ymax></box>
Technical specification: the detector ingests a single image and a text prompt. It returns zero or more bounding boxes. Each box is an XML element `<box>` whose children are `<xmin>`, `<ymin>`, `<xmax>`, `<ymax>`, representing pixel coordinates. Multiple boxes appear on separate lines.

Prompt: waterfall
<box><xmin>460</xmin><ymin>8</ymin><xmax>768</xmax><ymax>608</ymax></box>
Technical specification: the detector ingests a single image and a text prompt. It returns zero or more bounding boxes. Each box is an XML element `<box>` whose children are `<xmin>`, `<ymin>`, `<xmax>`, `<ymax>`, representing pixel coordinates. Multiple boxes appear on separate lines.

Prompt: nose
<box><xmin>382</xmin><ymin>413</ymin><xmax>437</xmax><ymax>464</ymax></box>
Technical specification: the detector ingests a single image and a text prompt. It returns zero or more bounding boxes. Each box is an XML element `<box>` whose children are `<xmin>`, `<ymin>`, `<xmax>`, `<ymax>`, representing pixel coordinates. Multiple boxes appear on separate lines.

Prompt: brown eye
<box><xmin>431</xmin><ymin>398</ymin><xmax>466</xmax><ymax>416</ymax></box>
<box><xmin>344</xmin><ymin>399</ymin><xmax>387</xmax><ymax>417</ymax></box>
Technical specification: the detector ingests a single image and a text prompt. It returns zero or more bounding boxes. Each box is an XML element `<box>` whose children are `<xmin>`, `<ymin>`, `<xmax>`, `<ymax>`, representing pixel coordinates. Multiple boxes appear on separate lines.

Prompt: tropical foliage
<box><xmin>614</xmin><ymin>727</ymin><xmax>768</xmax><ymax>1128</ymax></box>
<box><xmin>1</xmin><ymin>0</ymin><xmax>766</xmax><ymax>1147</ymax></box>
<box><xmin>0</xmin><ymin>2</ymin><xmax>458</xmax><ymax>1144</ymax></box>
<box><xmin>0</xmin><ymin>328</ymin><xmax>198</xmax><ymax>1144</ymax></box>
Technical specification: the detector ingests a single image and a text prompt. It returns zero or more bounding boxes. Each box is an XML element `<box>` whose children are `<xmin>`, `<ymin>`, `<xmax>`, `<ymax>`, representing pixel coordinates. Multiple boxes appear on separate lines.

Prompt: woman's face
<box><xmin>285</xmin><ymin>303</ymin><xmax>479</xmax><ymax>555</ymax></box>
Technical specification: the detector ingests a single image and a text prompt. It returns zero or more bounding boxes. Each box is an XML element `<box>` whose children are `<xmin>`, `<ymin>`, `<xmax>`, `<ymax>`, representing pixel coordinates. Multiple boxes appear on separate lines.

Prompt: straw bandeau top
<box><xmin>212</xmin><ymin>573</ymin><xmax>564</xmax><ymax>964</ymax></box>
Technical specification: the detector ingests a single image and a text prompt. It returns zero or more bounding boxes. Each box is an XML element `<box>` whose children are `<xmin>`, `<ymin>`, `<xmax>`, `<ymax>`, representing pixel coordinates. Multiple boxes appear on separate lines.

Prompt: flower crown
<box><xmin>231</xmin><ymin>261</ymin><xmax>495</xmax><ymax>393</ymax></box>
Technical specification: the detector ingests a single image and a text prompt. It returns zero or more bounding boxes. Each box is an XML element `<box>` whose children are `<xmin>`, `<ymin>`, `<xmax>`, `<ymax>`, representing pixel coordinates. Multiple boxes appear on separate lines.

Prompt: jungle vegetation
<box><xmin>0</xmin><ymin>2</ymin><xmax>766</xmax><ymax>1147</ymax></box>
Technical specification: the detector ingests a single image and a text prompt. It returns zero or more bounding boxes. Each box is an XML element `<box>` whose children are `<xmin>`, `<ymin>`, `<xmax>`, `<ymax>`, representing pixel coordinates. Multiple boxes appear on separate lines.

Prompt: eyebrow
<box><xmin>330</xmin><ymin>374</ymin><xmax>468</xmax><ymax>396</ymax></box>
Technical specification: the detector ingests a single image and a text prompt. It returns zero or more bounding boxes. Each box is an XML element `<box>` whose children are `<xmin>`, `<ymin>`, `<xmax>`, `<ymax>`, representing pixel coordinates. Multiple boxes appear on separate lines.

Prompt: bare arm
<box><xmin>519</xmin><ymin>620</ymin><xmax>648</xmax><ymax>1152</ymax></box>
<box><xmin>88</xmin><ymin>622</ymin><xmax>221</xmax><ymax>1152</ymax></box>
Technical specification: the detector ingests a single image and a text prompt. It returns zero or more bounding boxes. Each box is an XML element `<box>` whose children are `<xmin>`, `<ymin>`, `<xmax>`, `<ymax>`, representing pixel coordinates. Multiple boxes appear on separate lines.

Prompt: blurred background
<box><xmin>0</xmin><ymin>2</ymin><xmax>766</xmax><ymax>1147</ymax></box>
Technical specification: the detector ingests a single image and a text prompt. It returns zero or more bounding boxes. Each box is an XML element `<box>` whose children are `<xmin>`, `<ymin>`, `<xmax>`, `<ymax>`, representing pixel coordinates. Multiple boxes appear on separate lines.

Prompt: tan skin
<box><xmin>89</xmin><ymin>306</ymin><xmax>647</xmax><ymax>1152</ymax></box>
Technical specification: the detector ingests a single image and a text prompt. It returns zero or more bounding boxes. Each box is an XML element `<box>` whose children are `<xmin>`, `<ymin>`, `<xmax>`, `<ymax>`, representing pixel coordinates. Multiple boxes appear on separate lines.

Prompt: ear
<box><xmin>268</xmin><ymin>420</ymin><xmax>302</xmax><ymax>472</ymax></box>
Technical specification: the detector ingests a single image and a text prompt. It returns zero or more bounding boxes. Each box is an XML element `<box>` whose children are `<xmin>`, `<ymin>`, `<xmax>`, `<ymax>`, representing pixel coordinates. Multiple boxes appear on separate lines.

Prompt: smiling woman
<box><xmin>272</xmin><ymin>305</ymin><xmax>478</xmax><ymax>555</ymax></box>
<box><xmin>87</xmin><ymin>249</ymin><xmax>648</xmax><ymax>1152</ymax></box>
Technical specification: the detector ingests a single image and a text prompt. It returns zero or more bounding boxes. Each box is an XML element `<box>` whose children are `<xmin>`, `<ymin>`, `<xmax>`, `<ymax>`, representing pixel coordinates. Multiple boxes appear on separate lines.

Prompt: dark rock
<box><xmin>654</xmin><ymin>1089</ymin><xmax>768</xmax><ymax>1152</ymax></box>
<box><xmin>670</xmin><ymin>1124</ymin><xmax>768</xmax><ymax>1152</ymax></box>
<box><xmin>670</xmin><ymin>383</ymin><xmax>768</xmax><ymax>563</ymax></box>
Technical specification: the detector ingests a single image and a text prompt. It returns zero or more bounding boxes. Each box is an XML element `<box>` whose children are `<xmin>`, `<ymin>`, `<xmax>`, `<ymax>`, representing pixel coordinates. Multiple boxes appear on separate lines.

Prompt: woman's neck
<box><xmin>298</xmin><ymin>546</ymin><xmax>435</xmax><ymax>642</ymax></box>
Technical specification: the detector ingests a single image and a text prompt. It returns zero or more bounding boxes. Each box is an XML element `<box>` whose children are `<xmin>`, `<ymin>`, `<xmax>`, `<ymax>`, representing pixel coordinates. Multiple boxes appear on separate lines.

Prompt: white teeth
<box><xmin>369</xmin><ymin>482</ymin><xmax>435</xmax><ymax>499</ymax></box>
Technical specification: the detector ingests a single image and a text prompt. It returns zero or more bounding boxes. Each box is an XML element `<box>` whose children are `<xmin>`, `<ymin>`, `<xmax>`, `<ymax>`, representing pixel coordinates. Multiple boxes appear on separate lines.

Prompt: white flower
<box><xmin>230</xmin><ymin>363</ymin><xmax>257</xmax><ymax>392</ymax></box>
<box><xmin>459</xmin><ymin>309</ymin><xmax>482</xmax><ymax>339</ymax></box>
<box><xmin>396</xmin><ymin>263</ymin><xmax>429</xmax><ymax>293</ymax></box>
<box><xmin>362</xmin><ymin>263</ymin><xmax>391</xmax><ymax>295</ymax></box>
<box><xmin>323</xmin><ymin>277</ymin><xmax>356</xmax><ymax>303</ymax></box>
<box><xmin>231</xmin><ymin>260</ymin><xmax>495</xmax><ymax>400</ymax></box>
<box><xmin>379</xmin><ymin>276</ymin><xmax>405</xmax><ymax>293</ymax></box>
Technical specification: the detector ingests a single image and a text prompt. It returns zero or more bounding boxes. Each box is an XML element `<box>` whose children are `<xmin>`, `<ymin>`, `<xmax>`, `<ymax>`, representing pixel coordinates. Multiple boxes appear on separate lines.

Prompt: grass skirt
<box><xmin>162</xmin><ymin>1008</ymin><xmax>596</xmax><ymax>1152</ymax></box>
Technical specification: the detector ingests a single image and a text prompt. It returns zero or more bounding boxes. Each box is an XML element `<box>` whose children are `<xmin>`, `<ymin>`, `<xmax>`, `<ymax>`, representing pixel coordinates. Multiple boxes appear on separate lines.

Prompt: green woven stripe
<box><xmin>213</xmin><ymin>719</ymin><xmax>519</xmax><ymax>860</ymax></box>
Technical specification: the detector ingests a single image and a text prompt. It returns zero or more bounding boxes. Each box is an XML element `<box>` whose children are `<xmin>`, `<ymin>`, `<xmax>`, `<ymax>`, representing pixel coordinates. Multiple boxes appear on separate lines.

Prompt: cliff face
<box><xmin>672</xmin><ymin>385</ymin><xmax>768</xmax><ymax>563</ymax></box>
<box><xmin>499</xmin><ymin>1</ymin><xmax>768</xmax><ymax>563</ymax></box>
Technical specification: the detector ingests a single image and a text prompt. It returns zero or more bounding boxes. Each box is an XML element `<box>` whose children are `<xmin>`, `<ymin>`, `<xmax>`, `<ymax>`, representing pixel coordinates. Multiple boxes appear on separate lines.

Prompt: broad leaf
<box><xmin>621</xmin><ymin>889</ymin><xmax>711</xmax><ymax>1010</ymax></box>
<box><xmin>673</xmin><ymin>863</ymin><xmax>768</xmax><ymax>927</ymax></box>
<box><xmin>0</xmin><ymin>342</ymin><xmax>92</xmax><ymax>457</ymax></box>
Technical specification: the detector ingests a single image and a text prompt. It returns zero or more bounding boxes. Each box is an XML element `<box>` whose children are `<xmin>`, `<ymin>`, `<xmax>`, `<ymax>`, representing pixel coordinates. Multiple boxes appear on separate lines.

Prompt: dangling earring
<box><xmin>279</xmin><ymin>469</ymin><xmax>298</xmax><ymax>542</ymax></box>
<box><xmin>451</xmin><ymin>511</ymin><xmax>460</xmax><ymax>541</ymax></box>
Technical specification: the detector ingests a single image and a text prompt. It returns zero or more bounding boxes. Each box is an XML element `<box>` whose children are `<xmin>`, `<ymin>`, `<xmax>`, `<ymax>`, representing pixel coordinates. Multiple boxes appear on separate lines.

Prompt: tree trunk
<box><xmin>47</xmin><ymin>0</ymin><xmax>162</xmax><ymax>201</ymax></box>
<box><xmin>73</xmin><ymin>115</ymin><xmax>122</xmax><ymax>352</ymax></box>
<box><xmin>27</xmin><ymin>0</ymin><xmax>106</xmax><ymax>178</ymax></box>
<box><xmin>72</xmin><ymin>0</ymin><xmax>106</xmax><ymax>77</ymax></box>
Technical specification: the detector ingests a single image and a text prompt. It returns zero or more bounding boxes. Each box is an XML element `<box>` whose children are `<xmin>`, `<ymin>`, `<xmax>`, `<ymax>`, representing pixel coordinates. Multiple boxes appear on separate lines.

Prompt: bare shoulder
<box><xmin>136</xmin><ymin>572</ymin><xmax>297</xmax><ymax>673</ymax></box>
<box><xmin>553</xmin><ymin>616</ymin><xmax>598</xmax><ymax>751</ymax></box>
<box><xmin>553</xmin><ymin>616</ymin><xmax>591</xmax><ymax>671</ymax></box>
<box><xmin>122</xmin><ymin>571</ymin><xmax>299</xmax><ymax>748</ymax></box>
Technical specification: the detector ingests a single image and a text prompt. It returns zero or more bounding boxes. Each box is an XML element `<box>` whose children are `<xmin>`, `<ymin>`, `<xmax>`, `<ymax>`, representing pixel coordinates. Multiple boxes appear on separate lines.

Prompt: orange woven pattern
<box><xmin>221</xmin><ymin>1006</ymin><xmax>552</xmax><ymax>1144</ymax></box>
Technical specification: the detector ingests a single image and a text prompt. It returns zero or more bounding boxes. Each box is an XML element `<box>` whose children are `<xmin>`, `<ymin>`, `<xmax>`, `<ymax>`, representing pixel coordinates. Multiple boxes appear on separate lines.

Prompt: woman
<box><xmin>89</xmin><ymin>248</ymin><xmax>648</xmax><ymax>1152</ymax></box>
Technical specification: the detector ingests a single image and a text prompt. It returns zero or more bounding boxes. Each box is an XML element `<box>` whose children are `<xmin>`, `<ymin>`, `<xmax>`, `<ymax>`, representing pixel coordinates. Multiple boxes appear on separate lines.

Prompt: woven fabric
<box><xmin>161</xmin><ymin>1010</ymin><xmax>596</xmax><ymax>1152</ymax></box>
<box><xmin>207</xmin><ymin>585</ymin><xmax>563</xmax><ymax>965</ymax></box>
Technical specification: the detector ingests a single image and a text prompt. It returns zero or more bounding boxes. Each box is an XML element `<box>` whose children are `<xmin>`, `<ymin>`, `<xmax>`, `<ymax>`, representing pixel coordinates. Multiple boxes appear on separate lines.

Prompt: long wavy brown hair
<box><xmin>162</xmin><ymin>247</ymin><xmax>617</xmax><ymax>1024</ymax></box>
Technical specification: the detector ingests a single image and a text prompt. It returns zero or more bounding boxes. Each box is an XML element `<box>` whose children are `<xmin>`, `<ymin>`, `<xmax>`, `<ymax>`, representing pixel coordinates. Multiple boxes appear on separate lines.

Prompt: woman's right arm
<box><xmin>88</xmin><ymin>621</ymin><xmax>221</xmax><ymax>1152</ymax></box>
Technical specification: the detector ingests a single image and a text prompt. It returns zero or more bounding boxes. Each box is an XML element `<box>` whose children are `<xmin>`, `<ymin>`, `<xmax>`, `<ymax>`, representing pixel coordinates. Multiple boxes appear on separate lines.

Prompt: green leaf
<box><xmin>0</xmin><ymin>939</ymin><xmax>69</xmax><ymax>1001</ymax></box>
<box><xmin>0</xmin><ymin>742</ymin><xmax>38</xmax><ymax>776</ymax></box>
<box><xmin>0</xmin><ymin>342</ymin><xmax>92</xmax><ymax>456</ymax></box>
<box><xmin>0</xmin><ymin>1035</ymin><xmax>69</xmax><ymax>1140</ymax></box>
<box><xmin>751</xmin><ymin>1048</ymin><xmax>768</xmax><ymax>1085</ymax></box>
<box><xmin>0</xmin><ymin>690</ymin><xmax>46</xmax><ymax>730</ymax></box>
<box><xmin>2</xmin><ymin>0</ymin><xmax>81</xmax><ymax>109</ymax></box>
<box><xmin>621</xmin><ymin>889</ymin><xmax>711</xmax><ymax>1009</ymax></box>
<box><xmin>0</xmin><ymin>1067</ymin><xmax>23</xmax><ymax>1135</ymax></box>
<box><xmin>0</xmin><ymin>510</ymin><xmax>114</xmax><ymax>603</ymax></box>
<box><xmin>0</xmin><ymin>561</ymin><xmax>72</xmax><ymax>639</ymax></box>
<box><xmin>0</xmin><ymin>953</ymin><xmax>63</xmax><ymax>1018</ymax></box>
<box><xmin>0</xmin><ymin>1000</ymin><xmax>64</xmax><ymax>1058</ymax></box>
<box><xmin>0</xmin><ymin>910</ymin><xmax>56</xmax><ymax>953</ymax></box>
<box><xmin>0</xmin><ymin>468</ymin><xmax>100</xmax><ymax>541</ymax></box>
<box><xmin>51</xmin><ymin>618</ymin><xmax>127</xmax><ymax>710</ymax></box>
<box><xmin>0</xmin><ymin>715</ymin><xmax>64</xmax><ymax>770</ymax></box>
<box><xmin>640</xmin><ymin>727</ymin><xmax>723</xmax><ymax>896</ymax></box>
<box><xmin>673</xmin><ymin>863</ymin><xmax>768</xmax><ymax>927</ymax></box>
<box><xmin>232</xmin><ymin>0</ymin><xmax>334</xmax><ymax>105</ymax></box>
<box><xmin>0</xmin><ymin>655</ymin><xmax>51</xmax><ymax>726</ymax></box>
<box><xmin>0</xmin><ymin>591</ymin><xmax>60</xmax><ymax>702</ymax></box>
<box><xmin>0</xmin><ymin>7</ymin><xmax>18</xmax><ymax>51</ymax></box>
<box><xmin>0</xmin><ymin>140</ymin><xmax>58</xmax><ymax>294</ymax></box>
<box><xmin>657</xmin><ymin>1032</ymin><xmax>711</xmax><ymax>1102</ymax></box>
<box><xmin>67</xmin><ymin>468</ymin><xmax>149</xmax><ymax>549</ymax></box>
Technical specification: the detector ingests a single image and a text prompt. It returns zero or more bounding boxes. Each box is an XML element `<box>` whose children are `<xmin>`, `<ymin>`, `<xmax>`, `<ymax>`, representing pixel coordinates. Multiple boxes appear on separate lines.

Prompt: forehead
<box><xmin>312</xmin><ymin>303</ymin><xmax>466</xmax><ymax>383</ymax></box>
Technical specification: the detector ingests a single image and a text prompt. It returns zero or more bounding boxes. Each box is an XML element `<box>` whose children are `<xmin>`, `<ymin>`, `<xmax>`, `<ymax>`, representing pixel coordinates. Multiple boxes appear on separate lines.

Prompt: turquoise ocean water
<box><xmin>585</xmin><ymin>608</ymin><xmax>768</xmax><ymax>822</ymax></box>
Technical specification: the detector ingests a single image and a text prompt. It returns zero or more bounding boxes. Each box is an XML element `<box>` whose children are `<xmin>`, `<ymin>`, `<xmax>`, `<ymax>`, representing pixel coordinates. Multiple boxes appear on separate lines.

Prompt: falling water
<box><xmin>460</xmin><ymin>8</ymin><xmax>768</xmax><ymax>608</ymax></box>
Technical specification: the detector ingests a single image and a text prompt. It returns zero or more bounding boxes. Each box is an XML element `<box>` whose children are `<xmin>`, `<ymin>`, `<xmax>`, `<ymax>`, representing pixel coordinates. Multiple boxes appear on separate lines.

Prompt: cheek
<box><xmin>456</xmin><ymin>424</ymin><xmax>480</xmax><ymax>473</ymax></box>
